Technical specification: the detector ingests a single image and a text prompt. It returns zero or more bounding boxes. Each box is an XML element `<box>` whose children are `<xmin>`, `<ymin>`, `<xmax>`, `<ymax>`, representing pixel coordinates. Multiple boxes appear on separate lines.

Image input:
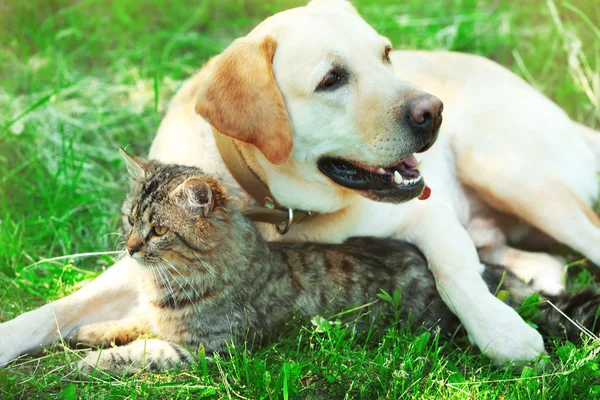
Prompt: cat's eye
<box><xmin>153</xmin><ymin>226</ymin><xmax>168</xmax><ymax>236</ymax></box>
<box><xmin>127</xmin><ymin>216</ymin><xmax>134</xmax><ymax>226</ymax></box>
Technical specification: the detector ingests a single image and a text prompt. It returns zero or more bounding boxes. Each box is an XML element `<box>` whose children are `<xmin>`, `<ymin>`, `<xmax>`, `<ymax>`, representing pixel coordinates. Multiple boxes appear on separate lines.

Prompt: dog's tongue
<box><xmin>402</xmin><ymin>154</ymin><xmax>419</xmax><ymax>169</ymax></box>
<box><xmin>404</xmin><ymin>154</ymin><xmax>430</xmax><ymax>200</ymax></box>
<box><xmin>418</xmin><ymin>184</ymin><xmax>431</xmax><ymax>200</ymax></box>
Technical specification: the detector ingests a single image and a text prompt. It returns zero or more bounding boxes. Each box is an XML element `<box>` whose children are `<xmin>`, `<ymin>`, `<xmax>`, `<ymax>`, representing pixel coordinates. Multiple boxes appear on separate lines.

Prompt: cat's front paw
<box><xmin>77</xmin><ymin>352</ymin><xmax>101</xmax><ymax>376</ymax></box>
<box><xmin>77</xmin><ymin>349</ymin><xmax>139</xmax><ymax>376</ymax></box>
<box><xmin>77</xmin><ymin>351</ymin><xmax>105</xmax><ymax>376</ymax></box>
<box><xmin>468</xmin><ymin>301</ymin><xmax>545</xmax><ymax>365</ymax></box>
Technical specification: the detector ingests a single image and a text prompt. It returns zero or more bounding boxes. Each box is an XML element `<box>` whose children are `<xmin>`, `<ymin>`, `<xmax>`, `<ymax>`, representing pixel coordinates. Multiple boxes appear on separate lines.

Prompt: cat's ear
<box><xmin>120</xmin><ymin>148</ymin><xmax>150</xmax><ymax>179</ymax></box>
<box><xmin>170</xmin><ymin>177</ymin><xmax>215</xmax><ymax>216</ymax></box>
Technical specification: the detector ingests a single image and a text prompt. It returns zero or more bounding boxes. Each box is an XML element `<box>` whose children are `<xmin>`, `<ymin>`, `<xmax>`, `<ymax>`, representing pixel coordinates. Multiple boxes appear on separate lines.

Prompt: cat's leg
<box><xmin>0</xmin><ymin>256</ymin><xmax>144</xmax><ymax>366</ymax></box>
<box><xmin>77</xmin><ymin>339</ymin><xmax>195</xmax><ymax>375</ymax></box>
<box><xmin>396</xmin><ymin>203</ymin><xmax>544</xmax><ymax>365</ymax></box>
<box><xmin>68</xmin><ymin>319</ymin><xmax>149</xmax><ymax>348</ymax></box>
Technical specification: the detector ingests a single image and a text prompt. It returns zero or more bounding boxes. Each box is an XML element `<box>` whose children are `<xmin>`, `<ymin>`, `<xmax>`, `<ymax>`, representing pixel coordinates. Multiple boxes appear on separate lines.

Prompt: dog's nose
<box><xmin>127</xmin><ymin>244</ymin><xmax>140</xmax><ymax>256</ymax></box>
<box><xmin>407</xmin><ymin>95</ymin><xmax>443</xmax><ymax>135</ymax></box>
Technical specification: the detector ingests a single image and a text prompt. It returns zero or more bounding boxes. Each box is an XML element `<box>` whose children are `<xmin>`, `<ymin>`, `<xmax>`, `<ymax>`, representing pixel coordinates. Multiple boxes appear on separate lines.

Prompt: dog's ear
<box><xmin>194</xmin><ymin>36</ymin><xmax>293</xmax><ymax>165</ymax></box>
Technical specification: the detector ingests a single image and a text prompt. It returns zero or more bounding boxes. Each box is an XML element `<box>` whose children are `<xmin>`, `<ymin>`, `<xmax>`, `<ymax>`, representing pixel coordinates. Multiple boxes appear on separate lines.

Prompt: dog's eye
<box><xmin>384</xmin><ymin>46</ymin><xmax>392</xmax><ymax>63</ymax></box>
<box><xmin>318</xmin><ymin>71</ymin><xmax>343</xmax><ymax>90</ymax></box>
<box><xmin>153</xmin><ymin>226</ymin><xmax>168</xmax><ymax>236</ymax></box>
<box><xmin>127</xmin><ymin>216</ymin><xmax>134</xmax><ymax>226</ymax></box>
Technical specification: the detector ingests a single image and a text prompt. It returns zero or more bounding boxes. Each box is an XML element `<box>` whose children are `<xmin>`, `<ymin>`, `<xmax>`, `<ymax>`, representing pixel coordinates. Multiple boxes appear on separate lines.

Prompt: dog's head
<box><xmin>195</xmin><ymin>0</ymin><xmax>442</xmax><ymax>212</ymax></box>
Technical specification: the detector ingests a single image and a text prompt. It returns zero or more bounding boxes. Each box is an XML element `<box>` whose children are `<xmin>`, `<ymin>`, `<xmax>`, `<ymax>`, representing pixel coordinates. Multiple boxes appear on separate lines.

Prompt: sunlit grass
<box><xmin>1</xmin><ymin>0</ymin><xmax>599</xmax><ymax>397</ymax></box>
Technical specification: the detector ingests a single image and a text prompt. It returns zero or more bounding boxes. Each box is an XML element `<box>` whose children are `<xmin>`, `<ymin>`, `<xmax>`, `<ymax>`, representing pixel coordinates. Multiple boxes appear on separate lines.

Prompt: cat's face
<box><xmin>119</xmin><ymin>149</ymin><xmax>231</xmax><ymax>269</ymax></box>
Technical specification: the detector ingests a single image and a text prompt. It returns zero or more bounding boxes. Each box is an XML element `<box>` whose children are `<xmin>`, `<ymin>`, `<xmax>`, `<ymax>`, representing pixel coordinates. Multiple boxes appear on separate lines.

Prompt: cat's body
<box><xmin>73</xmin><ymin>153</ymin><xmax>600</xmax><ymax>375</ymax></box>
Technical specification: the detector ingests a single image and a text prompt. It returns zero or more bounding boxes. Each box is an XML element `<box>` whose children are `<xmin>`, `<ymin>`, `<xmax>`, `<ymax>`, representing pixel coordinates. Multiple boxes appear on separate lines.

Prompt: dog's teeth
<box><xmin>393</xmin><ymin>171</ymin><xmax>403</xmax><ymax>184</ymax></box>
<box><xmin>377</xmin><ymin>168</ymin><xmax>386</xmax><ymax>174</ymax></box>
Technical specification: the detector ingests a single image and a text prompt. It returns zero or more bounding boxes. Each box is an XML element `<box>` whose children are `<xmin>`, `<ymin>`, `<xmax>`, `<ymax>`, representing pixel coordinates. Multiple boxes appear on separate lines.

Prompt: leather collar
<box><xmin>213</xmin><ymin>130</ymin><xmax>313</xmax><ymax>234</ymax></box>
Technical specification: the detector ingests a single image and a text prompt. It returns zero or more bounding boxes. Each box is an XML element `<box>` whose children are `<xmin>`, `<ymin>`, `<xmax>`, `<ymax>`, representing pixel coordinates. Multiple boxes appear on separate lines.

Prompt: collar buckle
<box><xmin>276</xmin><ymin>208</ymin><xmax>294</xmax><ymax>234</ymax></box>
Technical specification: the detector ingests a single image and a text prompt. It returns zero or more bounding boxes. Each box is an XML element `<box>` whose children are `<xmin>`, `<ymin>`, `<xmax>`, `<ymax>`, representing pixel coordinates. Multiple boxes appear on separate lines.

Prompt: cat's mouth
<box><xmin>317</xmin><ymin>154</ymin><xmax>431</xmax><ymax>203</ymax></box>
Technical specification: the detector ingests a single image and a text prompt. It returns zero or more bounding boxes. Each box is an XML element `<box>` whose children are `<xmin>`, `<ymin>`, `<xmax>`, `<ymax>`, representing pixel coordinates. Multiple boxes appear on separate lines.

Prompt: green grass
<box><xmin>1</xmin><ymin>0</ymin><xmax>600</xmax><ymax>398</ymax></box>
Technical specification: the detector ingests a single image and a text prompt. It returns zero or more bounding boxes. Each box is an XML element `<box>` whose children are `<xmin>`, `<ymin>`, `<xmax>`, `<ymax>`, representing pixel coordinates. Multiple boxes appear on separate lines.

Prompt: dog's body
<box><xmin>1</xmin><ymin>0</ymin><xmax>599</xmax><ymax>366</ymax></box>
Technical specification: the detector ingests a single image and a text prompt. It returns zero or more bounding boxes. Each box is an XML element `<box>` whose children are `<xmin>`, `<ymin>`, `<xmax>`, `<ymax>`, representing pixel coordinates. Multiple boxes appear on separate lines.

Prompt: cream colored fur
<box><xmin>1</xmin><ymin>0</ymin><xmax>599</xmax><ymax>367</ymax></box>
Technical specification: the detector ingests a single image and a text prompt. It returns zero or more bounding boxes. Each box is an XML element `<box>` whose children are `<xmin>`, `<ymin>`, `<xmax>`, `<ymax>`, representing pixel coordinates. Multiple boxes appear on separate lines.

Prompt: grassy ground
<box><xmin>1</xmin><ymin>0</ymin><xmax>600</xmax><ymax>398</ymax></box>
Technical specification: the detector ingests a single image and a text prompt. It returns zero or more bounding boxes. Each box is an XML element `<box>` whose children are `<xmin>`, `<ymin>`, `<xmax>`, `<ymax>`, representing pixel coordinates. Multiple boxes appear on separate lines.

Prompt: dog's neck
<box><xmin>212</xmin><ymin>129</ymin><xmax>314</xmax><ymax>232</ymax></box>
<box><xmin>212</xmin><ymin>130</ymin><xmax>278</xmax><ymax>208</ymax></box>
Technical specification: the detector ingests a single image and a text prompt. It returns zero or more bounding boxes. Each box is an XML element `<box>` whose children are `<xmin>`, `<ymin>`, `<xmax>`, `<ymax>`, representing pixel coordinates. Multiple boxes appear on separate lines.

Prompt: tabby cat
<box><xmin>71</xmin><ymin>150</ymin><xmax>600</xmax><ymax>375</ymax></box>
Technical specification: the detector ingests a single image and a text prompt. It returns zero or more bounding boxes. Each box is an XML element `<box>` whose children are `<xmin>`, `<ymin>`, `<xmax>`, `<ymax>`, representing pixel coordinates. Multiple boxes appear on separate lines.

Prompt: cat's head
<box><xmin>119</xmin><ymin>148</ymin><xmax>232</xmax><ymax>268</ymax></box>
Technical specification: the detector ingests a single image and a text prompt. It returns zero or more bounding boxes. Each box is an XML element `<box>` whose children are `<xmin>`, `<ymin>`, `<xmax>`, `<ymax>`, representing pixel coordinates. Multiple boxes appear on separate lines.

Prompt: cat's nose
<box><xmin>127</xmin><ymin>244</ymin><xmax>141</xmax><ymax>256</ymax></box>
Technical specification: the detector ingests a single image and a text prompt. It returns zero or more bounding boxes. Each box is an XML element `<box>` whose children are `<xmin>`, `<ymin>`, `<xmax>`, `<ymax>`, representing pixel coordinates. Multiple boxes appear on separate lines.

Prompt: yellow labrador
<box><xmin>1</xmin><ymin>0</ymin><xmax>599</xmax><ymax>366</ymax></box>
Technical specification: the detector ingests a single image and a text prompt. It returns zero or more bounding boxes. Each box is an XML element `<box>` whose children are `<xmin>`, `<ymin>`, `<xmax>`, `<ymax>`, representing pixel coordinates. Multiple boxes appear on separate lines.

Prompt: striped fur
<box><xmin>75</xmin><ymin>158</ymin><xmax>600</xmax><ymax>375</ymax></box>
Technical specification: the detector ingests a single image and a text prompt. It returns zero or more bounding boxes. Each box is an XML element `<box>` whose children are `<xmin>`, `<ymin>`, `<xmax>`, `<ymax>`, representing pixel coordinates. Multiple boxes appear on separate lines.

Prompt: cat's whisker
<box><xmin>148</xmin><ymin>264</ymin><xmax>161</xmax><ymax>292</ymax></box>
<box><xmin>163</xmin><ymin>265</ymin><xmax>204</xmax><ymax>317</ymax></box>
<box><xmin>193</xmin><ymin>253</ymin><xmax>217</xmax><ymax>277</ymax></box>
<box><xmin>160</xmin><ymin>257</ymin><xmax>202</xmax><ymax>299</ymax></box>
<box><xmin>162</xmin><ymin>269</ymin><xmax>180</xmax><ymax>309</ymax></box>
<box><xmin>161</xmin><ymin>262</ymin><xmax>200</xmax><ymax>312</ymax></box>
<box><xmin>184</xmin><ymin>264</ymin><xmax>194</xmax><ymax>274</ymax></box>
<box><xmin>181</xmin><ymin>263</ymin><xmax>193</xmax><ymax>272</ymax></box>
<box><xmin>101</xmin><ymin>232</ymin><xmax>125</xmax><ymax>241</ymax></box>
<box><xmin>156</xmin><ymin>265</ymin><xmax>179</xmax><ymax>309</ymax></box>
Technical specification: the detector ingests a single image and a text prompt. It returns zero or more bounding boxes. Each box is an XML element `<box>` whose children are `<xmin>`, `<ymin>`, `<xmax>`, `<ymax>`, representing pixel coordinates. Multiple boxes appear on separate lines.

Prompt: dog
<box><xmin>1</xmin><ymin>0</ymin><xmax>599</xmax><ymax>366</ymax></box>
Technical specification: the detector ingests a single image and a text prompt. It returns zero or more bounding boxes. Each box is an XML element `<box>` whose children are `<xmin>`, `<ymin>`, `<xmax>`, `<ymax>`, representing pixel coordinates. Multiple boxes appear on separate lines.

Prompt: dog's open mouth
<box><xmin>317</xmin><ymin>154</ymin><xmax>431</xmax><ymax>203</ymax></box>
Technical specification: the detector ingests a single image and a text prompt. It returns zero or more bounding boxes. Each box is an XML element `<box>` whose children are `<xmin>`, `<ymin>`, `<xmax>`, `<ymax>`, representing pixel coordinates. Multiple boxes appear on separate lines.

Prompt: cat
<box><xmin>70</xmin><ymin>150</ymin><xmax>600</xmax><ymax>375</ymax></box>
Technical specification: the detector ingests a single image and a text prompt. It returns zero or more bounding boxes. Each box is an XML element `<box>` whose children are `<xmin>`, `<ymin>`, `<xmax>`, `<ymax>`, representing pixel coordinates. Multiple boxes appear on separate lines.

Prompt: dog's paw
<box><xmin>530</xmin><ymin>275</ymin><xmax>565</xmax><ymax>297</ymax></box>
<box><xmin>482</xmin><ymin>248</ymin><xmax>566</xmax><ymax>296</ymax></box>
<box><xmin>0</xmin><ymin>341</ymin><xmax>19</xmax><ymax>367</ymax></box>
<box><xmin>0</xmin><ymin>318</ymin><xmax>37</xmax><ymax>367</ymax></box>
<box><xmin>68</xmin><ymin>321</ymin><xmax>144</xmax><ymax>348</ymax></box>
<box><xmin>519</xmin><ymin>253</ymin><xmax>566</xmax><ymax>297</ymax></box>
<box><xmin>468</xmin><ymin>301</ymin><xmax>545</xmax><ymax>365</ymax></box>
<box><xmin>68</xmin><ymin>328</ymin><xmax>101</xmax><ymax>349</ymax></box>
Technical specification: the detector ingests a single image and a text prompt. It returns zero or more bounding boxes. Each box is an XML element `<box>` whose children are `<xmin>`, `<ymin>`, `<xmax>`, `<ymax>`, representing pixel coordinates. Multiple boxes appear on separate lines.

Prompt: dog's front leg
<box><xmin>396</xmin><ymin>203</ymin><xmax>544</xmax><ymax>364</ymax></box>
<box><xmin>0</xmin><ymin>256</ymin><xmax>144</xmax><ymax>367</ymax></box>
